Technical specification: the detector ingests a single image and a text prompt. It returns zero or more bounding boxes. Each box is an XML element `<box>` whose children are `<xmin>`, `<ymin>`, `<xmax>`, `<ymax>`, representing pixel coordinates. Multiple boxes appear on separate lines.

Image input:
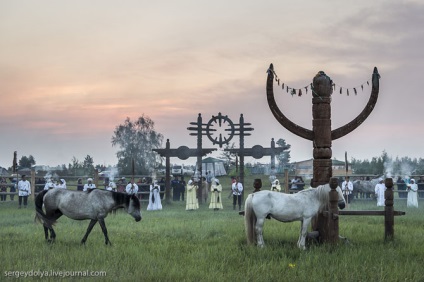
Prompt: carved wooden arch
<box><xmin>266</xmin><ymin>64</ymin><xmax>380</xmax><ymax>140</ymax></box>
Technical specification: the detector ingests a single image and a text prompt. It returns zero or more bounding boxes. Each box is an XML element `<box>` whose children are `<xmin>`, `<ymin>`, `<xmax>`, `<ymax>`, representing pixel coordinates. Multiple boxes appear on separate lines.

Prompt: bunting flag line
<box><xmin>269</xmin><ymin>66</ymin><xmax>374</xmax><ymax>97</ymax></box>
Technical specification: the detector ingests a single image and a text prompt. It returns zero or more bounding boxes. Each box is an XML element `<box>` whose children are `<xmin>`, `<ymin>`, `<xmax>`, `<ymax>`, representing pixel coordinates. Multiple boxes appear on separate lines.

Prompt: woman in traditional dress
<box><xmin>147</xmin><ymin>180</ymin><xmax>162</xmax><ymax>211</ymax></box>
<box><xmin>209</xmin><ymin>178</ymin><xmax>223</xmax><ymax>210</ymax></box>
<box><xmin>406</xmin><ymin>178</ymin><xmax>419</xmax><ymax>208</ymax></box>
<box><xmin>186</xmin><ymin>179</ymin><xmax>199</xmax><ymax>210</ymax></box>
<box><xmin>374</xmin><ymin>178</ymin><xmax>386</xmax><ymax>207</ymax></box>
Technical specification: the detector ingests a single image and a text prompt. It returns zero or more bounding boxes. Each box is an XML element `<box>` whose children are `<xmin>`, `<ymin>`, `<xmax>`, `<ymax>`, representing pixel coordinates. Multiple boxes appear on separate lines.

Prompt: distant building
<box><xmin>291</xmin><ymin>158</ymin><xmax>352</xmax><ymax>178</ymax></box>
<box><xmin>0</xmin><ymin>167</ymin><xmax>10</xmax><ymax>177</ymax></box>
<box><xmin>199</xmin><ymin>157</ymin><xmax>227</xmax><ymax>177</ymax></box>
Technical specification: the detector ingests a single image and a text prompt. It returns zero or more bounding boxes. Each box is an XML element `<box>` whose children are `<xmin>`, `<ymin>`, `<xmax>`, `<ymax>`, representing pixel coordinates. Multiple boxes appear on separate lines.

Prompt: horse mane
<box><xmin>110</xmin><ymin>192</ymin><xmax>140</xmax><ymax>209</ymax></box>
<box><xmin>315</xmin><ymin>184</ymin><xmax>331</xmax><ymax>212</ymax></box>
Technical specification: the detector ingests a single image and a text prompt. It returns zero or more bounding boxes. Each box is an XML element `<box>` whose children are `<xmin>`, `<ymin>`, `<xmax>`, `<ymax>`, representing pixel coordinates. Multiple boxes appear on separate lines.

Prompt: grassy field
<box><xmin>1</xmin><ymin>175</ymin><xmax>424</xmax><ymax>281</ymax></box>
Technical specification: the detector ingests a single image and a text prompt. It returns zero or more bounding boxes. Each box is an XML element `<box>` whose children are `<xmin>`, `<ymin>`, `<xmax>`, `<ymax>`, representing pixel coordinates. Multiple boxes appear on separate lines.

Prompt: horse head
<box><xmin>127</xmin><ymin>194</ymin><xmax>142</xmax><ymax>222</ymax></box>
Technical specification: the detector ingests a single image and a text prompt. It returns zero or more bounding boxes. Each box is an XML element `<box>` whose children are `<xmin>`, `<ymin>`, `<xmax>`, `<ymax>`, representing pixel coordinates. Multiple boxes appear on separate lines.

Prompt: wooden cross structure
<box><xmin>225</xmin><ymin>137</ymin><xmax>288</xmax><ymax>190</ymax></box>
<box><xmin>153</xmin><ymin>137</ymin><xmax>215</xmax><ymax>204</ymax></box>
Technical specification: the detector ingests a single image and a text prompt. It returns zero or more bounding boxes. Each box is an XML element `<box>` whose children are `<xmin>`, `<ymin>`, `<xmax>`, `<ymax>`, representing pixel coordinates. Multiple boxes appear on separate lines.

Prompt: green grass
<box><xmin>1</xmin><ymin>175</ymin><xmax>424</xmax><ymax>281</ymax></box>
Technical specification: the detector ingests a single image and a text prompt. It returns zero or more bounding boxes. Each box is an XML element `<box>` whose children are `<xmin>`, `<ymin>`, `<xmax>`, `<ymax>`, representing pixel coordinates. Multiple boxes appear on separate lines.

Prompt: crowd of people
<box><xmin>1</xmin><ymin>173</ymin><xmax>422</xmax><ymax>210</ymax></box>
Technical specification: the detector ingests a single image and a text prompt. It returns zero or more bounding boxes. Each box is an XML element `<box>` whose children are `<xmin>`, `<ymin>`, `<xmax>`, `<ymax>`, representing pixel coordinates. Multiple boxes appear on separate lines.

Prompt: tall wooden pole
<box><xmin>384</xmin><ymin>178</ymin><xmax>394</xmax><ymax>241</ymax></box>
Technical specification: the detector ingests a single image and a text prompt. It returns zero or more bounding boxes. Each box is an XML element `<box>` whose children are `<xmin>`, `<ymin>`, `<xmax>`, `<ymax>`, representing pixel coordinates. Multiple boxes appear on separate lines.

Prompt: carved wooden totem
<box><xmin>266</xmin><ymin>63</ymin><xmax>380</xmax><ymax>242</ymax></box>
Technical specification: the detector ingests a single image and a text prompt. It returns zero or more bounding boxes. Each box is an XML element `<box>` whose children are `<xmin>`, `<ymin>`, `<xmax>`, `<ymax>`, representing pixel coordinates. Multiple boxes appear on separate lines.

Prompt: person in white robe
<box><xmin>374</xmin><ymin>178</ymin><xmax>386</xmax><ymax>207</ymax></box>
<box><xmin>106</xmin><ymin>179</ymin><xmax>117</xmax><ymax>191</ymax></box>
<box><xmin>406</xmin><ymin>178</ymin><xmax>419</xmax><ymax>208</ymax></box>
<box><xmin>209</xmin><ymin>178</ymin><xmax>223</xmax><ymax>210</ymax></box>
<box><xmin>83</xmin><ymin>178</ymin><xmax>96</xmax><ymax>192</ymax></box>
<box><xmin>17</xmin><ymin>175</ymin><xmax>31</xmax><ymax>208</ymax></box>
<box><xmin>44</xmin><ymin>178</ymin><xmax>55</xmax><ymax>190</ymax></box>
<box><xmin>271</xmin><ymin>179</ymin><xmax>281</xmax><ymax>192</ymax></box>
<box><xmin>147</xmin><ymin>180</ymin><xmax>162</xmax><ymax>210</ymax></box>
<box><xmin>342</xmin><ymin>176</ymin><xmax>354</xmax><ymax>203</ymax></box>
<box><xmin>55</xmin><ymin>179</ymin><xmax>67</xmax><ymax>189</ymax></box>
<box><xmin>125</xmin><ymin>178</ymin><xmax>138</xmax><ymax>195</ymax></box>
<box><xmin>186</xmin><ymin>179</ymin><xmax>199</xmax><ymax>210</ymax></box>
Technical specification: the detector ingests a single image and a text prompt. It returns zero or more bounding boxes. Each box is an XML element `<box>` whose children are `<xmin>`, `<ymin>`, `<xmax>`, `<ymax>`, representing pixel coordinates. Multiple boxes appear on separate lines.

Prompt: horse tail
<box><xmin>34</xmin><ymin>190</ymin><xmax>55</xmax><ymax>227</ymax></box>
<box><xmin>244</xmin><ymin>194</ymin><xmax>256</xmax><ymax>245</ymax></box>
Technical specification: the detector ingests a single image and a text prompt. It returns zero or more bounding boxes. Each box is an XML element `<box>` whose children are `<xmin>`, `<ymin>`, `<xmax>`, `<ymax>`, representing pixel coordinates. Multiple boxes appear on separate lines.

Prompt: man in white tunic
<box><xmin>83</xmin><ymin>178</ymin><xmax>96</xmax><ymax>191</ymax></box>
<box><xmin>406</xmin><ymin>179</ymin><xmax>419</xmax><ymax>208</ymax></box>
<box><xmin>342</xmin><ymin>176</ymin><xmax>354</xmax><ymax>204</ymax></box>
<box><xmin>231</xmin><ymin>176</ymin><xmax>244</xmax><ymax>211</ymax></box>
<box><xmin>374</xmin><ymin>178</ymin><xmax>386</xmax><ymax>207</ymax></box>
<box><xmin>17</xmin><ymin>175</ymin><xmax>31</xmax><ymax>208</ymax></box>
<box><xmin>125</xmin><ymin>178</ymin><xmax>139</xmax><ymax>195</ymax></box>
<box><xmin>271</xmin><ymin>179</ymin><xmax>281</xmax><ymax>192</ymax></box>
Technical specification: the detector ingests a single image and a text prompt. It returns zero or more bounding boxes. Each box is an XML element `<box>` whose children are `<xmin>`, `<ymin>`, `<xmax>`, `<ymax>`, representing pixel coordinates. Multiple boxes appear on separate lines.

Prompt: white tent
<box><xmin>200</xmin><ymin>157</ymin><xmax>227</xmax><ymax>177</ymax></box>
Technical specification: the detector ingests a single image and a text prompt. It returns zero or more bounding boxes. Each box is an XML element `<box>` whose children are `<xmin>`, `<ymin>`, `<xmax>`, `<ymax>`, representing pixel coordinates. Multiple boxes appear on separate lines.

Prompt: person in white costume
<box><xmin>209</xmin><ymin>178</ymin><xmax>223</xmax><ymax>210</ymax></box>
<box><xmin>83</xmin><ymin>178</ymin><xmax>96</xmax><ymax>192</ymax></box>
<box><xmin>147</xmin><ymin>180</ymin><xmax>162</xmax><ymax>211</ymax></box>
<box><xmin>186</xmin><ymin>179</ymin><xmax>199</xmax><ymax>210</ymax></box>
<box><xmin>271</xmin><ymin>179</ymin><xmax>281</xmax><ymax>192</ymax></box>
<box><xmin>125</xmin><ymin>178</ymin><xmax>138</xmax><ymax>195</ymax></box>
<box><xmin>105</xmin><ymin>178</ymin><xmax>117</xmax><ymax>191</ymax></box>
<box><xmin>55</xmin><ymin>179</ymin><xmax>67</xmax><ymax>189</ymax></box>
<box><xmin>44</xmin><ymin>178</ymin><xmax>55</xmax><ymax>190</ymax></box>
<box><xmin>406</xmin><ymin>179</ymin><xmax>419</xmax><ymax>208</ymax></box>
<box><xmin>374</xmin><ymin>178</ymin><xmax>386</xmax><ymax>207</ymax></box>
<box><xmin>342</xmin><ymin>176</ymin><xmax>354</xmax><ymax>203</ymax></box>
<box><xmin>17</xmin><ymin>175</ymin><xmax>31</xmax><ymax>208</ymax></box>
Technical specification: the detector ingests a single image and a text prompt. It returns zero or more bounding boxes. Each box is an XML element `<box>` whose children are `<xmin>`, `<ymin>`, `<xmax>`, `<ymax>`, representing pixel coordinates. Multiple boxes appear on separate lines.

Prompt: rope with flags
<box><xmin>268</xmin><ymin>66</ymin><xmax>373</xmax><ymax>97</ymax></box>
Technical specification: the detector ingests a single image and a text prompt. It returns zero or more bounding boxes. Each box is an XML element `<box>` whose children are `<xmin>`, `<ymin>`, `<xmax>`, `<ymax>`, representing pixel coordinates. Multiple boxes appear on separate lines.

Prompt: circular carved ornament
<box><xmin>251</xmin><ymin>145</ymin><xmax>264</xmax><ymax>159</ymax></box>
<box><xmin>206</xmin><ymin>113</ymin><xmax>235</xmax><ymax>148</ymax></box>
<box><xmin>176</xmin><ymin>146</ymin><xmax>191</xmax><ymax>160</ymax></box>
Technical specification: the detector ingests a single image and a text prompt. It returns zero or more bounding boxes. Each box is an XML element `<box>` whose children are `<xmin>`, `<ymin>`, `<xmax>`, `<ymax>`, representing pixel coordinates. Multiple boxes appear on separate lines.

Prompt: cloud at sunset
<box><xmin>0</xmin><ymin>0</ymin><xmax>423</xmax><ymax>168</ymax></box>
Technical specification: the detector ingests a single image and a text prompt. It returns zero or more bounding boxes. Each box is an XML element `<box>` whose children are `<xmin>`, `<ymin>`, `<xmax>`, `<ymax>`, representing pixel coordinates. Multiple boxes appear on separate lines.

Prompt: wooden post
<box><xmin>311</xmin><ymin>72</ymin><xmax>333</xmax><ymax>187</ymax></box>
<box><xmin>94</xmin><ymin>170</ymin><xmax>99</xmax><ymax>188</ymax></box>
<box><xmin>327</xmin><ymin>177</ymin><xmax>340</xmax><ymax>243</ymax></box>
<box><xmin>315</xmin><ymin>177</ymin><xmax>340</xmax><ymax>244</ymax></box>
<box><xmin>30</xmin><ymin>170</ymin><xmax>35</xmax><ymax>200</ymax></box>
<box><xmin>384</xmin><ymin>178</ymin><xmax>394</xmax><ymax>241</ymax></box>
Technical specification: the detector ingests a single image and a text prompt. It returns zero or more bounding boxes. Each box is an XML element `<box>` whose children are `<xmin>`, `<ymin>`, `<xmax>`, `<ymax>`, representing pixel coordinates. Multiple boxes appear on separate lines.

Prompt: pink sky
<box><xmin>1</xmin><ymin>0</ymin><xmax>423</xmax><ymax>169</ymax></box>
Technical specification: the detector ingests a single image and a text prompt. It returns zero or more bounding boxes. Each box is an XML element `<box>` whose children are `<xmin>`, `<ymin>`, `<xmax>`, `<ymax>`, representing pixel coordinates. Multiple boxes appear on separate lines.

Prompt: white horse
<box><xmin>245</xmin><ymin>184</ymin><xmax>346</xmax><ymax>250</ymax></box>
